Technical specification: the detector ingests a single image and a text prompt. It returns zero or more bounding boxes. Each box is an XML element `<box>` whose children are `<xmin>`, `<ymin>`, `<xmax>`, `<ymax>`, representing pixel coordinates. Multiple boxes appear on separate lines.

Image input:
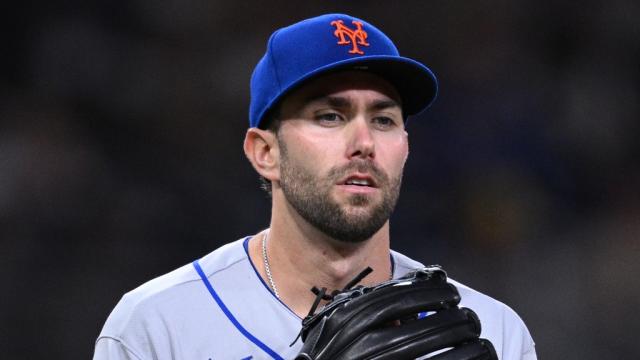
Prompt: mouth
<box><xmin>338</xmin><ymin>173</ymin><xmax>378</xmax><ymax>189</ymax></box>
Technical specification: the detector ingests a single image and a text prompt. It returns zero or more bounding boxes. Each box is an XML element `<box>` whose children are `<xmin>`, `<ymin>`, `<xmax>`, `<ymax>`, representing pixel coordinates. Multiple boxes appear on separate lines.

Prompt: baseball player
<box><xmin>94</xmin><ymin>14</ymin><xmax>537</xmax><ymax>360</ymax></box>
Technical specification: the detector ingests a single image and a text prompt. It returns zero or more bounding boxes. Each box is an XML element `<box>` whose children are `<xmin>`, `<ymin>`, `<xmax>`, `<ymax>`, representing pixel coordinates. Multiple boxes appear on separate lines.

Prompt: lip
<box><xmin>337</xmin><ymin>173</ymin><xmax>378</xmax><ymax>188</ymax></box>
<box><xmin>336</xmin><ymin>173</ymin><xmax>379</xmax><ymax>194</ymax></box>
<box><xmin>337</xmin><ymin>184</ymin><xmax>379</xmax><ymax>194</ymax></box>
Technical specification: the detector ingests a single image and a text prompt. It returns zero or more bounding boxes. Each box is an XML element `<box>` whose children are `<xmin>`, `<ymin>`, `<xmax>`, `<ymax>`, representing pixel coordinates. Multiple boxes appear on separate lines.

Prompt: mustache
<box><xmin>327</xmin><ymin>160</ymin><xmax>388</xmax><ymax>184</ymax></box>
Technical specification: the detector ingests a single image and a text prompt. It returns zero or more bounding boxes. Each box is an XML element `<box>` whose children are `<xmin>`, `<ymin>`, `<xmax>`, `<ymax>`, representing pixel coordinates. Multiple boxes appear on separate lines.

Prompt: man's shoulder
<box><xmin>122</xmin><ymin>238</ymin><xmax>247</xmax><ymax>304</ymax></box>
<box><xmin>451</xmin><ymin>279</ymin><xmax>536</xmax><ymax>358</ymax></box>
<box><xmin>449</xmin><ymin>278</ymin><xmax>527</xmax><ymax>328</ymax></box>
<box><xmin>391</xmin><ymin>249</ymin><xmax>523</xmax><ymax>318</ymax></box>
<box><xmin>391</xmin><ymin>250</ymin><xmax>536</xmax><ymax>358</ymax></box>
<box><xmin>94</xmin><ymin>237</ymin><xmax>276</xmax><ymax>359</ymax></box>
<box><xmin>98</xmin><ymin>238</ymin><xmax>250</xmax><ymax>336</ymax></box>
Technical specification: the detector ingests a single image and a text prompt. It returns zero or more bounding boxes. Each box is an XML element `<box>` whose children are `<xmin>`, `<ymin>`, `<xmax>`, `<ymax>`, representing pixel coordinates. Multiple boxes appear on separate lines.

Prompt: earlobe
<box><xmin>243</xmin><ymin>128</ymin><xmax>279</xmax><ymax>181</ymax></box>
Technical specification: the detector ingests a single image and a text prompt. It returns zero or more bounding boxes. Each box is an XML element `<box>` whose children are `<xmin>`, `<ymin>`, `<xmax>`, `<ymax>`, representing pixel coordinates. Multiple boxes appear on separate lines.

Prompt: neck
<box><xmin>249</xmin><ymin>198</ymin><xmax>393</xmax><ymax>318</ymax></box>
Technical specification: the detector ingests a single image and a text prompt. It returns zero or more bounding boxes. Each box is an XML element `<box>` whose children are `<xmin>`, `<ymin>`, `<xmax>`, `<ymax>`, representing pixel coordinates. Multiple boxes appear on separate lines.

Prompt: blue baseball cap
<box><xmin>249</xmin><ymin>13</ymin><xmax>438</xmax><ymax>128</ymax></box>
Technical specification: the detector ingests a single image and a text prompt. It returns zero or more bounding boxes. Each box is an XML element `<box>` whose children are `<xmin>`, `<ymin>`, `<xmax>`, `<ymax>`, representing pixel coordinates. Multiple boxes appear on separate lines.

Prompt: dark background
<box><xmin>2</xmin><ymin>1</ymin><xmax>639</xmax><ymax>359</ymax></box>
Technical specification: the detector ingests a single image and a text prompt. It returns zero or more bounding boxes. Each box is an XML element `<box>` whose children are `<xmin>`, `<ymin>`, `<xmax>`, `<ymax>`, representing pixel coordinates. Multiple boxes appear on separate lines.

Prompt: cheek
<box><xmin>380</xmin><ymin>136</ymin><xmax>409</xmax><ymax>174</ymax></box>
<box><xmin>280</xmin><ymin>130</ymin><xmax>339</xmax><ymax>174</ymax></box>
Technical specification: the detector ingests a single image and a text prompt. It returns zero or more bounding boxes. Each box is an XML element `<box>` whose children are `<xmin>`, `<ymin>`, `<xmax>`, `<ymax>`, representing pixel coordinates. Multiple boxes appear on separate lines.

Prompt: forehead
<box><xmin>280</xmin><ymin>71</ymin><xmax>402</xmax><ymax>111</ymax></box>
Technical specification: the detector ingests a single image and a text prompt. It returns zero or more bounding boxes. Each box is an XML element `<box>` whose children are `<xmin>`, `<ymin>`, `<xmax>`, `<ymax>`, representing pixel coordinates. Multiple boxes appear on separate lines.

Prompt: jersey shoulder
<box><xmin>95</xmin><ymin>238</ymin><xmax>249</xmax><ymax>356</ymax></box>
<box><xmin>390</xmin><ymin>250</ymin><xmax>537</xmax><ymax>360</ymax></box>
<box><xmin>390</xmin><ymin>250</ymin><xmax>525</xmax><ymax>320</ymax></box>
<box><xmin>451</xmin><ymin>278</ymin><xmax>537</xmax><ymax>359</ymax></box>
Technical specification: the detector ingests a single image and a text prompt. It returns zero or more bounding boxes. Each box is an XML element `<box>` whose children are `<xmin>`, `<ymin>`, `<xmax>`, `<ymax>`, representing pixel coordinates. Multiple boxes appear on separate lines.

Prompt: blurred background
<box><xmin>2</xmin><ymin>1</ymin><xmax>638</xmax><ymax>358</ymax></box>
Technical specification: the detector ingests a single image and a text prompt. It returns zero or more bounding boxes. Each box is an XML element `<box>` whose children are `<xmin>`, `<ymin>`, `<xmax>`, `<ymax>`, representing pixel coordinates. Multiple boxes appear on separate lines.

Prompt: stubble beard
<box><xmin>278</xmin><ymin>138</ymin><xmax>403</xmax><ymax>243</ymax></box>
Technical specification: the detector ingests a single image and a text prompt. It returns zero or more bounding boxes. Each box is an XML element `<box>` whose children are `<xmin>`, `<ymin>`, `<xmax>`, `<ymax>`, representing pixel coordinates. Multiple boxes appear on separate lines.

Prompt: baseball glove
<box><xmin>294</xmin><ymin>266</ymin><xmax>498</xmax><ymax>360</ymax></box>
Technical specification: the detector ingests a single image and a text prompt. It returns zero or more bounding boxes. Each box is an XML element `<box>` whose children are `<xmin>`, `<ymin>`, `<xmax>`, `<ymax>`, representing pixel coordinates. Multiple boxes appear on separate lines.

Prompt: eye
<box><xmin>315</xmin><ymin>112</ymin><xmax>345</xmax><ymax>125</ymax></box>
<box><xmin>372</xmin><ymin>116</ymin><xmax>398</xmax><ymax>129</ymax></box>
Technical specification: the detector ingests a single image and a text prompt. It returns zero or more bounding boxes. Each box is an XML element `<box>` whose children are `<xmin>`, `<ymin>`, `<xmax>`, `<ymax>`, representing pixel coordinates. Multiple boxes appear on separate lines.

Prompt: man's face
<box><xmin>275</xmin><ymin>71</ymin><xmax>409</xmax><ymax>243</ymax></box>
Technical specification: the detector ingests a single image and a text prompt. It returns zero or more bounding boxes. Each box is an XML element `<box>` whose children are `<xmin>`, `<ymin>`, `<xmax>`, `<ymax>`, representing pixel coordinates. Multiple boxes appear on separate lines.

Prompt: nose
<box><xmin>346</xmin><ymin>117</ymin><xmax>375</xmax><ymax>160</ymax></box>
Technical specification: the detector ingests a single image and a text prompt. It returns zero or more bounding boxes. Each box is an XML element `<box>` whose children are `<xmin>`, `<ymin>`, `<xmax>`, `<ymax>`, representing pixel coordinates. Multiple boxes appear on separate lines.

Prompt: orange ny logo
<box><xmin>330</xmin><ymin>20</ymin><xmax>370</xmax><ymax>55</ymax></box>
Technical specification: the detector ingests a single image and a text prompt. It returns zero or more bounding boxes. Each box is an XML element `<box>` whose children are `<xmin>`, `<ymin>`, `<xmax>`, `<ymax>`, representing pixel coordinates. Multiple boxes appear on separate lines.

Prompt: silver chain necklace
<box><xmin>262</xmin><ymin>230</ymin><xmax>280</xmax><ymax>299</ymax></box>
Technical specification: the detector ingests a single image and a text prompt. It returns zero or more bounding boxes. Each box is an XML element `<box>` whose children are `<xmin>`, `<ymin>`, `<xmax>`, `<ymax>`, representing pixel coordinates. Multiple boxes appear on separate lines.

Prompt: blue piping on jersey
<box><xmin>192</xmin><ymin>260</ymin><xmax>284</xmax><ymax>360</ymax></box>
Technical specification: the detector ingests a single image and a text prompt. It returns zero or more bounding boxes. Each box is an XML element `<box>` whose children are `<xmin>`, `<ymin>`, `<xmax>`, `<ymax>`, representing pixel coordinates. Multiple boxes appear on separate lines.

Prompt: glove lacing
<box><xmin>290</xmin><ymin>267</ymin><xmax>374</xmax><ymax>347</ymax></box>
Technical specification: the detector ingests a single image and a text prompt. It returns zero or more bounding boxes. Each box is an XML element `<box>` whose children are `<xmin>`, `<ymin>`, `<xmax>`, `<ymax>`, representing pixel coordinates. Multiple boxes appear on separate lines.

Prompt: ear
<box><xmin>243</xmin><ymin>128</ymin><xmax>280</xmax><ymax>182</ymax></box>
<box><xmin>404</xmin><ymin>129</ymin><xmax>410</xmax><ymax>158</ymax></box>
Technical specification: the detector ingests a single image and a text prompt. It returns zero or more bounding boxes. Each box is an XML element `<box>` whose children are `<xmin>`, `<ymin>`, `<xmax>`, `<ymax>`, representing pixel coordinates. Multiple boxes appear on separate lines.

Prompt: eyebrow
<box><xmin>305</xmin><ymin>95</ymin><xmax>401</xmax><ymax>111</ymax></box>
<box><xmin>371</xmin><ymin>99</ymin><xmax>401</xmax><ymax>110</ymax></box>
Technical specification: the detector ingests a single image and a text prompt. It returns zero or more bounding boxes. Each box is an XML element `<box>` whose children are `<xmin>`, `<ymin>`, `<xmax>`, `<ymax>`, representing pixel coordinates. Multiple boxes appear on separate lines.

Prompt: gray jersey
<box><xmin>94</xmin><ymin>237</ymin><xmax>537</xmax><ymax>360</ymax></box>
